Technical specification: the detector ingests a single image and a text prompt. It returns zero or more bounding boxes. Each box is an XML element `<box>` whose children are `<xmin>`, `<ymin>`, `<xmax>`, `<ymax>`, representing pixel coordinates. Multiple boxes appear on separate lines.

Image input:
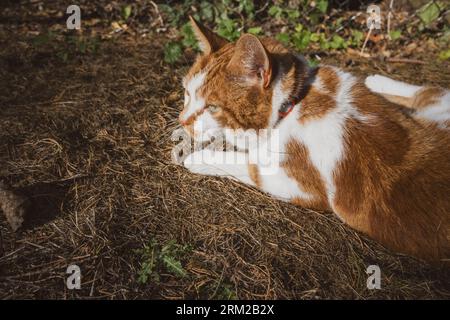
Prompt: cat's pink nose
<box><xmin>178</xmin><ymin>115</ymin><xmax>186</xmax><ymax>126</ymax></box>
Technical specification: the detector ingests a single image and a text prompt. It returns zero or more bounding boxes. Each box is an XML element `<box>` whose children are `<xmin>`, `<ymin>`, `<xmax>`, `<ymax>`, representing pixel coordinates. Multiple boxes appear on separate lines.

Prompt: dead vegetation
<box><xmin>0</xmin><ymin>1</ymin><xmax>449</xmax><ymax>299</ymax></box>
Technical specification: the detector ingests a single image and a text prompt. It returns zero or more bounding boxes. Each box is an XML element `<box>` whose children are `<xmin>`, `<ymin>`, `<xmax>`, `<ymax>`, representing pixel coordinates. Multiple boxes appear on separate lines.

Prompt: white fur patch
<box><xmin>180</xmin><ymin>71</ymin><xmax>207</xmax><ymax>122</ymax></box>
<box><xmin>415</xmin><ymin>91</ymin><xmax>450</xmax><ymax>124</ymax></box>
<box><xmin>276</xmin><ymin>70</ymin><xmax>360</xmax><ymax>205</ymax></box>
<box><xmin>193</xmin><ymin>111</ymin><xmax>221</xmax><ymax>142</ymax></box>
<box><xmin>258</xmin><ymin>166</ymin><xmax>313</xmax><ymax>201</ymax></box>
<box><xmin>298</xmin><ymin>111</ymin><xmax>345</xmax><ymax>201</ymax></box>
<box><xmin>312</xmin><ymin>76</ymin><xmax>326</xmax><ymax>93</ymax></box>
<box><xmin>365</xmin><ymin>74</ymin><xmax>421</xmax><ymax>97</ymax></box>
<box><xmin>268</xmin><ymin>75</ymin><xmax>288</xmax><ymax>127</ymax></box>
<box><xmin>184</xmin><ymin>149</ymin><xmax>255</xmax><ymax>185</ymax></box>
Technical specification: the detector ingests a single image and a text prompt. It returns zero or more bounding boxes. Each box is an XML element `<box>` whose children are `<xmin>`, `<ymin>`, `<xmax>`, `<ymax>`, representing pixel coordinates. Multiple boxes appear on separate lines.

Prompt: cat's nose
<box><xmin>178</xmin><ymin>115</ymin><xmax>186</xmax><ymax>126</ymax></box>
<box><xmin>179</xmin><ymin>118</ymin><xmax>186</xmax><ymax>126</ymax></box>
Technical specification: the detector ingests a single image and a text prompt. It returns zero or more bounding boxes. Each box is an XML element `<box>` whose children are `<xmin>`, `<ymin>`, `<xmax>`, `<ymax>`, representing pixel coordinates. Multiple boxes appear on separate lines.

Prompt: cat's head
<box><xmin>179</xmin><ymin>17</ymin><xmax>295</xmax><ymax>143</ymax></box>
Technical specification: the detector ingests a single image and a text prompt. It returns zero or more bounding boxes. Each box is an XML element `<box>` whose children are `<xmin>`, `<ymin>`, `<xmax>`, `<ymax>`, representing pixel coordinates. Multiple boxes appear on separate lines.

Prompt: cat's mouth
<box><xmin>192</xmin><ymin>130</ymin><xmax>240</xmax><ymax>151</ymax></box>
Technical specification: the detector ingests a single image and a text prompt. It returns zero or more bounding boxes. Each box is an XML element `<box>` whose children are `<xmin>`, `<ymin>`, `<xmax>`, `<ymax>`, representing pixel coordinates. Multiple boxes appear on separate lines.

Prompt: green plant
<box><xmin>199</xmin><ymin>280</ymin><xmax>238</xmax><ymax>299</ymax></box>
<box><xmin>268</xmin><ymin>4</ymin><xmax>302</xmax><ymax>24</ymax></box>
<box><xmin>181</xmin><ymin>22</ymin><xmax>199</xmax><ymax>49</ymax></box>
<box><xmin>215</xmin><ymin>283</ymin><xmax>237</xmax><ymax>300</ymax></box>
<box><xmin>216</xmin><ymin>17</ymin><xmax>240</xmax><ymax>41</ymax></box>
<box><xmin>160</xmin><ymin>0</ymin><xmax>442</xmax><ymax>65</ymax></box>
<box><xmin>276</xmin><ymin>32</ymin><xmax>290</xmax><ymax>46</ymax></box>
<box><xmin>268</xmin><ymin>5</ymin><xmax>284</xmax><ymax>19</ymax></box>
<box><xmin>122</xmin><ymin>5</ymin><xmax>132</xmax><ymax>20</ymax></box>
<box><xmin>438</xmin><ymin>49</ymin><xmax>450</xmax><ymax>60</ymax></box>
<box><xmin>329</xmin><ymin>34</ymin><xmax>347</xmax><ymax>50</ymax></box>
<box><xmin>247</xmin><ymin>26</ymin><xmax>262</xmax><ymax>35</ymax></box>
<box><xmin>417</xmin><ymin>1</ymin><xmax>443</xmax><ymax>29</ymax></box>
<box><xmin>32</xmin><ymin>32</ymin><xmax>101</xmax><ymax>63</ymax></box>
<box><xmin>136</xmin><ymin>239</ymin><xmax>192</xmax><ymax>284</ymax></box>
<box><xmin>389</xmin><ymin>30</ymin><xmax>402</xmax><ymax>41</ymax></box>
<box><xmin>316</xmin><ymin>0</ymin><xmax>328</xmax><ymax>14</ymax></box>
<box><xmin>350</xmin><ymin>29</ymin><xmax>364</xmax><ymax>46</ymax></box>
<box><xmin>291</xmin><ymin>24</ymin><xmax>311</xmax><ymax>51</ymax></box>
<box><xmin>163</xmin><ymin>42</ymin><xmax>183</xmax><ymax>64</ymax></box>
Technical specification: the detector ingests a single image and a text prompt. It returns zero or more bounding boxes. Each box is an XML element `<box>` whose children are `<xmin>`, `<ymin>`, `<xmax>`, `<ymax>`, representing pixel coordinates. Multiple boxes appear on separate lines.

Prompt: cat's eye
<box><xmin>207</xmin><ymin>105</ymin><xmax>220</xmax><ymax>113</ymax></box>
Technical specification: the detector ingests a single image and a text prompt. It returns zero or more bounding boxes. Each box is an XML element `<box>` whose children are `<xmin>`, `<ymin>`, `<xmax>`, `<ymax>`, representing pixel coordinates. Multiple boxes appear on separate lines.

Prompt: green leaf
<box><xmin>57</xmin><ymin>51</ymin><xmax>69</xmax><ymax>62</ymax></box>
<box><xmin>310</xmin><ymin>33</ymin><xmax>320</xmax><ymax>42</ymax></box>
<box><xmin>330</xmin><ymin>35</ymin><xmax>346</xmax><ymax>49</ymax></box>
<box><xmin>317</xmin><ymin>0</ymin><xmax>328</xmax><ymax>14</ymax></box>
<box><xmin>239</xmin><ymin>0</ymin><xmax>255</xmax><ymax>18</ymax></box>
<box><xmin>181</xmin><ymin>23</ymin><xmax>198</xmax><ymax>49</ymax></box>
<box><xmin>159</xmin><ymin>4</ymin><xmax>182</xmax><ymax>26</ymax></box>
<box><xmin>439</xmin><ymin>49</ymin><xmax>450</xmax><ymax>60</ymax></box>
<box><xmin>286</xmin><ymin>9</ymin><xmax>300</xmax><ymax>20</ymax></box>
<box><xmin>163</xmin><ymin>42</ymin><xmax>183</xmax><ymax>64</ymax></box>
<box><xmin>351</xmin><ymin>29</ymin><xmax>364</xmax><ymax>45</ymax></box>
<box><xmin>308</xmin><ymin>58</ymin><xmax>320</xmax><ymax>68</ymax></box>
<box><xmin>389</xmin><ymin>30</ymin><xmax>402</xmax><ymax>41</ymax></box>
<box><xmin>334</xmin><ymin>17</ymin><xmax>344</xmax><ymax>28</ymax></box>
<box><xmin>200</xmin><ymin>1</ymin><xmax>214</xmax><ymax>21</ymax></box>
<box><xmin>268</xmin><ymin>5</ymin><xmax>283</xmax><ymax>19</ymax></box>
<box><xmin>216</xmin><ymin>18</ymin><xmax>240</xmax><ymax>41</ymax></box>
<box><xmin>292</xmin><ymin>30</ymin><xmax>311</xmax><ymax>50</ymax></box>
<box><xmin>276</xmin><ymin>33</ymin><xmax>290</xmax><ymax>46</ymax></box>
<box><xmin>216</xmin><ymin>283</ymin><xmax>238</xmax><ymax>300</ymax></box>
<box><xmin>320</xmin><ymin>40</ymin><xmax>330</xmax><ymax>50</ymax></box>
<box><xmin>309</xmin><ymin>12</ymin><xmax>320</xmax><ymax>25</ymax></box>
<box><xmin>247</xmin><ymin>27</ymin><xmax>262</xmax><ymax>35</ymax></box>
<box><xmin>418</xmin><ymin>2</ymin><xmax>441</xmax><ymax>26</ymax></box>
<box><xmin>122</xmin><ymin>5</ymin><xmax>132</xmax><ymax>20</ymax></box>
<box><xmin>162</xmin><ymin>255</ymin><xmax>187</xmax><ymax>278</ymax></box>
<box><xmin>33</xmin><ymin>31</ymin><xmax>54</xmax><ymax>46</ymax></box>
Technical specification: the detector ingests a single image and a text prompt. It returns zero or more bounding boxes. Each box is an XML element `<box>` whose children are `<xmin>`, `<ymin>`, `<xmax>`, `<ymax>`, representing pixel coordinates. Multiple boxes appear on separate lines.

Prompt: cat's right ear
<box><xmin>189</xmin><ymin>16</ymin><xmax>228</xmax><ymax>55</ymax></box>
<box><xmin>227</xmin><ymin>34</ymin><xmax>272</xmax><ymax>89</ymax></box>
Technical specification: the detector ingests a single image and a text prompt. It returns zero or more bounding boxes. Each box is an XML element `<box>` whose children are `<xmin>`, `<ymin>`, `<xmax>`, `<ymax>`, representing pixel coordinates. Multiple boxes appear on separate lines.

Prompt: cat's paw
<box><xmin>365</xmin><ymin>75</ymin><xmax>389</xmax><ymax>93</ymax></box>
<box><xmin>183</xmin><ymin>150</ymin><xmax>219</xmax><ymax>176</ymax></box>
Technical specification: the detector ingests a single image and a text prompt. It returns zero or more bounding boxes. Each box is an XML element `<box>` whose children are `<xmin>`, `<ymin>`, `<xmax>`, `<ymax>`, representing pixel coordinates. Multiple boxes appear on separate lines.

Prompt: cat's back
<box><xmin>329</xmin><ymin>72</ymin><xmax>450</xmax><ymax>262</ymax></box>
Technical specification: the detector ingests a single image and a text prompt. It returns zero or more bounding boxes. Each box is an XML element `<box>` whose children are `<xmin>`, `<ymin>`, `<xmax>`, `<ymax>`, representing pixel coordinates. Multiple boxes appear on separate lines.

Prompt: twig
<box><xmin>386</xmin><ymin>57</ymin><xmax>425</xmax><ymax>65</ymax></box>
<box><xmin>360</xmin><ymin>23</ymin><xmax>374</xmax><ymax>56</ymax></box>
<box><xmin>150</xmin><ymin>1</ymin><xmax>164</xmax><ymax>27</ymax></box>
<box><xmin>387</xmin><ymin>0</ymin><xmax>394</xmax><ymax>40</ymax></box>
<box><xmin>255</xmin><ymin>1</ymin><xmax>270</xmax><ymax>14</ymax></box>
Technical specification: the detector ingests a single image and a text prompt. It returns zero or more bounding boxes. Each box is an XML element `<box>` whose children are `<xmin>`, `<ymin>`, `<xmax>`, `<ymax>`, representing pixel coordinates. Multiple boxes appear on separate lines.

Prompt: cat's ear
<box><xmin>227</xmin><ymin>34</ymin><xmax>272</xmax><ymax>88</ymax></box>
<box><xmin>189</xmin><ymin>16</ymin><xmax>228</xmax><ymax>55</ymax></box>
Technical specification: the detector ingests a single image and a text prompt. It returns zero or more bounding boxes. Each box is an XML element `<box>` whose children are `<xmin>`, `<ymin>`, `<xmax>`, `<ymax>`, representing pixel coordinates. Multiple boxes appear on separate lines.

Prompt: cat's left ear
<box><xmin>189</xmin><ymin>16</ymin><xmax>229</xmax><ymax>55</ymax></box>
<box><xmin>227</xmin><ymin>34</ymin><xmax>272</xmax><ymax>88</ymax></box>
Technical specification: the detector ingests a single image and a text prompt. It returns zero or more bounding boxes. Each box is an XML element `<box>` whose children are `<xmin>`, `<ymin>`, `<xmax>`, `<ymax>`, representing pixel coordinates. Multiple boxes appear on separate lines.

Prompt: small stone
<box><xmin>0</xmin><ymin>181</ymin><xmax>29</xmax><ymax>232</ymax></box>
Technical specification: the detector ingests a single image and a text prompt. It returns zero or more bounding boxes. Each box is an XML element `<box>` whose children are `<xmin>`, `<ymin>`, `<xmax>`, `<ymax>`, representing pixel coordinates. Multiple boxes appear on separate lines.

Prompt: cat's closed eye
<box><xmin>207</xmin><ymin>105</ymin><xmax>220</xmax><ymax>113</ymax></box>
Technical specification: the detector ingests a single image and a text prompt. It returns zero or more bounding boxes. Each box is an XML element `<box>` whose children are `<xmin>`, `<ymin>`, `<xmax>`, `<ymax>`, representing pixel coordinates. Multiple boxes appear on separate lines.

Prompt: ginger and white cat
<box><xmin>179</xmin><ymin>17</ymin><xmax>450</xmax><ymax>263</ymax></box>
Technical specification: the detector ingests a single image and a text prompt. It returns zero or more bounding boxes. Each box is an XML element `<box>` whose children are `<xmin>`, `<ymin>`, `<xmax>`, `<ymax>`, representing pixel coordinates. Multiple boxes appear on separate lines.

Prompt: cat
<box><xmin>179</xmin><ymin>17</ymin><xmax>450</xmax><ymax>263</ymax></box>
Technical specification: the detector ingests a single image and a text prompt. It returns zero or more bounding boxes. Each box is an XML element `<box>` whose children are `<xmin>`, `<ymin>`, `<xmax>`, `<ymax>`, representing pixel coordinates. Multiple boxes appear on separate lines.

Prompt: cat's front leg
<box><xmin>183</xmin><ymin>149</ymin><xmax>255</xmax><ymax>186</ymax></box>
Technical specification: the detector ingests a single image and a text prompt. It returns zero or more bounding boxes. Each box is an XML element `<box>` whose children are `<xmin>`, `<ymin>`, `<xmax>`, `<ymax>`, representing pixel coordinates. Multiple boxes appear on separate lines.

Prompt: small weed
<box><xmin>163</xmin><ymin>42</ymin><xmax>183</xmax><ymax>64</ymax></box>
<box><xmin>417</xmin><ymin>1</ymin><xmax>443</xmax><ymax>29</ymax></box>
<box><xmin>389</xmin><ymin>30</ymin><xmax>402</xmax><ymax>41</ymax></box>
<box><xmin>199</xmin><ymin>280</ymin><xmax>237</xmax><ymax>300</ymax></box>
<box><xmin>136</xmin><ymin>239</ymin><xmax>192</xmax><ymax>284</ymax></box>
<box><xmin>439</xmin><ymin>49</ymin><xmax>450</xmax><ymax>60</ymax></box>
<box><xmin>215</xmin><ymin>283</ymin><xmax>237</xmax><ymax>300</ymax></box>
<box><xmin>32</xmin><ymin>32</ymin><xmax>101</xmax><ymax>63</ymax></box>
<box><xmin>122</xmin><ymin>5</ymin><xmax>132</xmax><ymax>21</ymax></box>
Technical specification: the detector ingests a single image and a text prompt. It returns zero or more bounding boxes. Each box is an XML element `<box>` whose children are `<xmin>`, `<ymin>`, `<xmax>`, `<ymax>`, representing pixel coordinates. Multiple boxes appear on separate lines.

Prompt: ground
<box><xmin>0</xmin><ymin>1</ymin><xmax>449</xmax><ymax>299</ymax></box>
